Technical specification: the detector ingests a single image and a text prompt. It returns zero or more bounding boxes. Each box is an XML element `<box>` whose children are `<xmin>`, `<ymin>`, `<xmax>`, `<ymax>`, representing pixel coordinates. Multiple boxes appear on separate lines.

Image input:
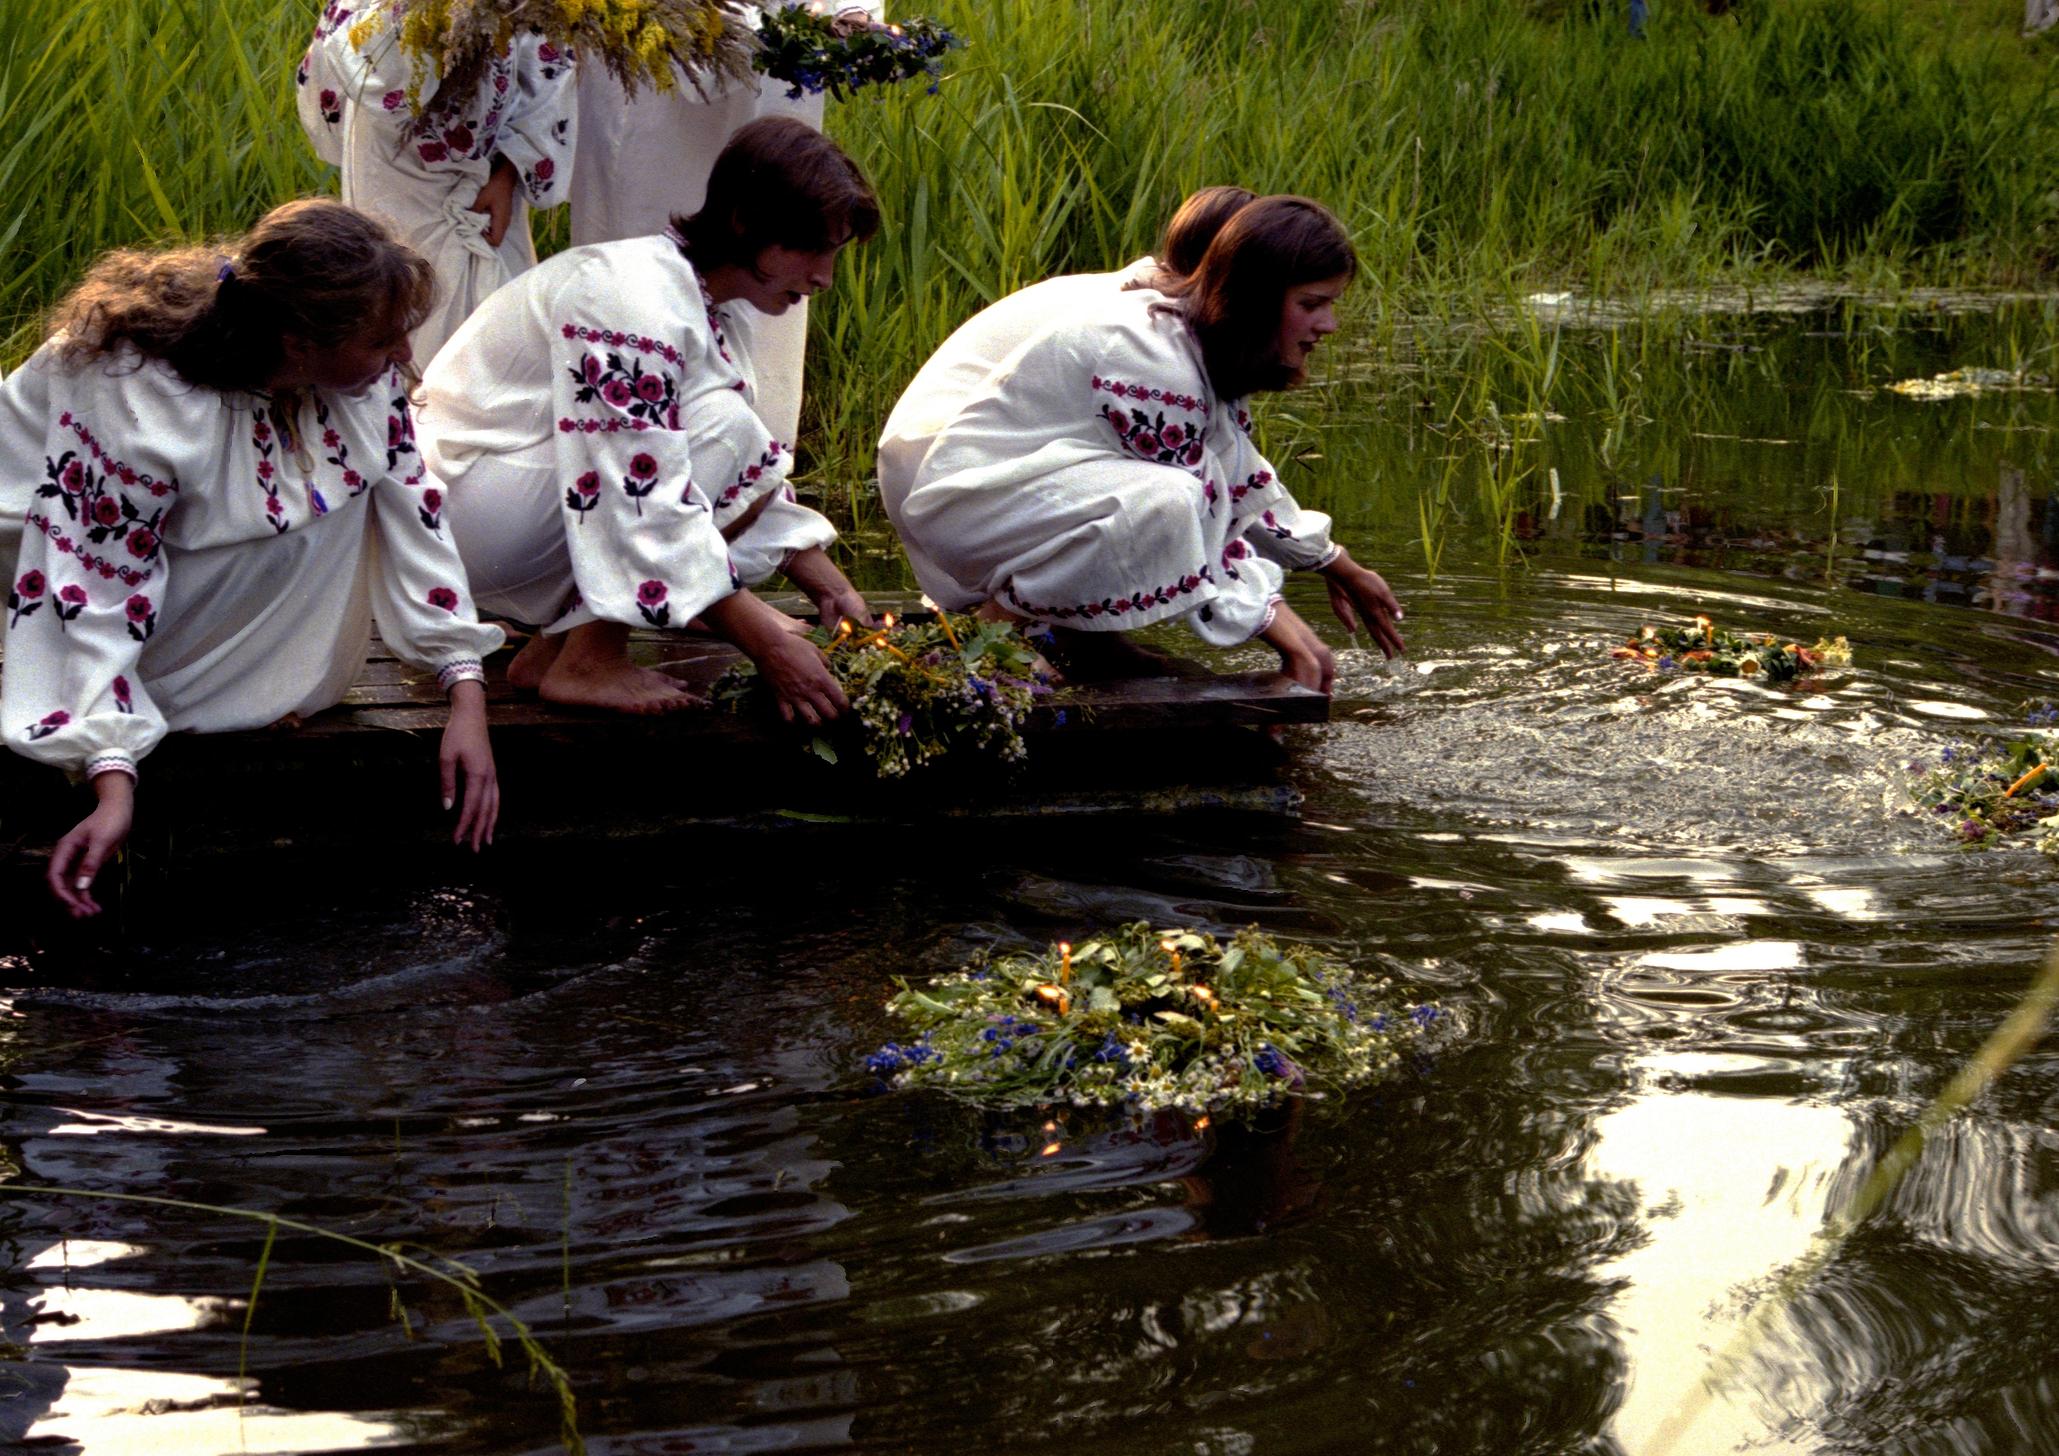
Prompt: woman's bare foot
<box><xmin>536</xmin><ymin>622</ymin><xmax>699</xmax><ymax>714</ymax></box>
<box><xmin>506</xmin><ymin>631</ymin><xmax>563</xmax><ymax>691</ymax></box>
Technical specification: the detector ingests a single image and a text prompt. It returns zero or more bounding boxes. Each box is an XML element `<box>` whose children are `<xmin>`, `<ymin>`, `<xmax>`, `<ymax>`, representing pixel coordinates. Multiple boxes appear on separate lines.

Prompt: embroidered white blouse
<box><xmin>417</xmin><ymin>233</ymin><xmax>835</xmax><ymax>634</ymax></box>
<box><xmin>888</xmin><ymin>285</ymin><xmax>1340</xmax><ymax>647</ymax></box>
<box><xmin>0</xmin><ymin>345</ymin><xmax>502</xmax><ymax>782</ymax></box>
<box><xmin>296</xmin><ymin>0</ymin><xmax>579</xmax><ymax>358</ymax></box>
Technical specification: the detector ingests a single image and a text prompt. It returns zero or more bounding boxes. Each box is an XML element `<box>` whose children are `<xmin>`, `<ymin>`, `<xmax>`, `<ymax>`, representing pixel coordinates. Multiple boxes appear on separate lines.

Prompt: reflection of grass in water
<box><xmin>1281</xmin><ymin>300</ymin><xmax>2059</xmax><ymax>579</ymax></box>
<box><xmin>1</xmin><ymin>1185</ymin><xmax>586</xmax><ymax>1454</ymax></box>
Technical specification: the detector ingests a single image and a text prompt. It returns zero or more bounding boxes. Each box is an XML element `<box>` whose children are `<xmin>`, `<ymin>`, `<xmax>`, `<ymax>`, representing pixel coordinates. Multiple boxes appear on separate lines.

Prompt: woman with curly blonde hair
<box><xmin>1</xmin><ymin>198</ymin><xmax>503</xmax><ymax>917</ymax></box>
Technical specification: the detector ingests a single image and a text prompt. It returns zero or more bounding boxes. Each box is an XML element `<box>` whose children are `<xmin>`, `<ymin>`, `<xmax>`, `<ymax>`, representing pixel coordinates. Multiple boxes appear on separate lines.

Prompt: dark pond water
<box><xmin>5</xmin><ymin>304</ymin><xmax>2059</xmax><ymax>1454</ymax></box>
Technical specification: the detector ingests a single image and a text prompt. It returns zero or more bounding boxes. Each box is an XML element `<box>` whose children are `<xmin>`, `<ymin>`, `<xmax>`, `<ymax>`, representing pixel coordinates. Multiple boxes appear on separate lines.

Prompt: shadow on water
<box><xmin>6</xmin><ymin>304</ymin><xmax>2059</xmax><ymax>1454</ymax></box>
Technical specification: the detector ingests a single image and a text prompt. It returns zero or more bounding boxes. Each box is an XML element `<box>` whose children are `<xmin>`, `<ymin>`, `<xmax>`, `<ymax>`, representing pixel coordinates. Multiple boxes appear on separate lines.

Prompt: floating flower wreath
<box><xmin>714</xmin><ymin>607</ymin><xmax>1046</xmax><ymax>777</ymax></box>
<box><xmin>868</xmin><ymin>924</ymin><xmax>1446</xmax><ymax>1115</ymax></box>
<box><xmin>1612</xmin><ymin>615</ymin><xmax>1852</xmax><ymax>682</ymax></box>
<box><xmin>753</xmin><ymin>6</ymin><xmax>963</xmax><ymax>100</ymax></box>
<box><xmin>1910</xmin><ymin>706</ymin><xmax>2059</xmax><ymax>854</ymax></box>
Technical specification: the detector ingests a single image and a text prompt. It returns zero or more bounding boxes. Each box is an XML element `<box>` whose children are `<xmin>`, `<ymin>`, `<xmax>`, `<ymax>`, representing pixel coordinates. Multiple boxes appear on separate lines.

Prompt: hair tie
<box><xmin>216</xmin><ymin>260</ymin><xmax>236</xmax><ymax>284</ymax></box>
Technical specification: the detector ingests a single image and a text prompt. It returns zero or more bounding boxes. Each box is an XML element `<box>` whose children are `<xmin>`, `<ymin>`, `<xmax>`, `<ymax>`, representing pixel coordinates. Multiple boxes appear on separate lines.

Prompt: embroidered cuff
<box><xmin>85</xmin><ymin>753</ymin><xmax>138</xmax><ymax>783</ymax></box>
<box><xmin>1312</xmin><ymin>542</ymin><xmax>1344</xmax><ymax>570</ymax></box>
<box><xmin>1258</xmin><ymin>595</ymin><xmax>1285</xmax><ymax>637</ymax></box>
<box><xmin>437</xmin><ymin>659</ymin><xmax>486</xmax><ymax>692</ymax></box>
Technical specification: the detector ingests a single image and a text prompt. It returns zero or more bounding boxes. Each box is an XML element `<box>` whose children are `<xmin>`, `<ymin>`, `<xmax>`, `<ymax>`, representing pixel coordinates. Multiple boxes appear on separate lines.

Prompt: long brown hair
<box><xmin>47</xmin><ymin>198</ymin><xmax>433</xmax><ymax>393</ymax></box>
<box><xmin>674</xmin><ymin>116</ymin><xmax>880</xmax><ymax>271</ymax></box>
<box><xmin>1159</xmin><ymin>185</ymin><xmax>1258</xmax><ymax>276</ymax></box>
<box><xmin>1161</xmin><ymin>195</ymin><xmax>1356</xmax><ymax>401</ymax></box>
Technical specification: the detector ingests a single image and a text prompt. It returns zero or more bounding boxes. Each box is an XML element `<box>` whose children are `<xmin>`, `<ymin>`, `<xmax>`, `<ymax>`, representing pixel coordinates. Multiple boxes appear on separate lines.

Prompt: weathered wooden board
<box><xmin>0</xmin><ymin>595</ymin><xmax>1327</xmax><ymax>871</ymax></box>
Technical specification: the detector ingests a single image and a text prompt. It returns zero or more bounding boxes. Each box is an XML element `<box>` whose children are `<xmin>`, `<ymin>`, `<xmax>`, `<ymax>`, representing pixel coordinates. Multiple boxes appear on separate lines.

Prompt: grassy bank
<box><xmin>1</xmin><ymin>0</ymin><xmax>2054</xmax><ymax>485</ymax></box>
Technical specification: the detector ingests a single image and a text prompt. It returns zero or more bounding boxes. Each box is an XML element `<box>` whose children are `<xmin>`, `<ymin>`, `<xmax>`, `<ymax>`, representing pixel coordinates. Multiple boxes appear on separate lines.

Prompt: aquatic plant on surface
<box><xmin>868</xmin><ymin>924</ymin><xmax>1445</xmax><ymax>1114</ymax></box>
<box><xmin>714</xmin><ymin>608</ymin><xmax>1045</xmax><ymax>776</ymax></box>
<box><xmin>1910</xmin><ymin>715</ymin><xmax>2059</xmax><ymax>854</ymax></box>
<box><xmin>754</xmin><ymin>8</ymin><xmax>962</xmax><ymax>100</ymax></box>
<box><xmin>1611</xmin><ymin>616</ymin><xmax>1852</xmax><ymax>681</ymax></box>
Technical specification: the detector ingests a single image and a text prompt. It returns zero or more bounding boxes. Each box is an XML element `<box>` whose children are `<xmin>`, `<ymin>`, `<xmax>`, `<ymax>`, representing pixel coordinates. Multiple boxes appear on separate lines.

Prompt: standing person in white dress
<box><xmin>417</xmin><ymin>116</ymin><xmax>875</xmax><ymax>719</ymax></box>
<box><xmin>296</xmin><ymin>0</ymin><xmax>579</xmax><ymax>360</ymax></box>
<box><xmin>877</xmin><ymin>184</ymin><xmax>1258</xmax><ymax>593</ymax></box>
<box><xmin>568</xmin><ymin>2</ymin><xmax>884</xmax><ymax>445</ymax></box>
<box><xmin>886</xmin><ymin>195</ymin><xmax>1407</xmax><ymax>694</ymax></box>
<box><xmin>0</xmin><ymin>200</ymin><xmax>504</xmax><ymax>917</ymax></box>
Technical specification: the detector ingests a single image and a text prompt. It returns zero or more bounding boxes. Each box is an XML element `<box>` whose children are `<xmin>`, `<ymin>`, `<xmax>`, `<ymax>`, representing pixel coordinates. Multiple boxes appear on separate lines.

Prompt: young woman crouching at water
<box><xmin>885</xmin><ymin>195</ymin><xmax>1405</xmax><ymax>692</ymax></box>
<box><xmin>876</xmin><ymin>184</ymin><xmax>1258</xmax><ymax>570</ymax></box>
<box><xmin>417</xmin><ymin>116</ymin><xmax>877</xmax><ymax>720</ymax></box>
<box><xmin>0</xmin><ymin>199</ymin><xmax>503</xmax><ymax>917</ymax></box>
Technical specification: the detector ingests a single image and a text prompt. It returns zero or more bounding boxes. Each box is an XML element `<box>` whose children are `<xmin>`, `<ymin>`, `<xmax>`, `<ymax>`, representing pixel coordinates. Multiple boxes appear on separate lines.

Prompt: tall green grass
<box><xmin>3</xmin><ymin>0</ymin><xmax>2054</xmax><ymax>490</ymax></box>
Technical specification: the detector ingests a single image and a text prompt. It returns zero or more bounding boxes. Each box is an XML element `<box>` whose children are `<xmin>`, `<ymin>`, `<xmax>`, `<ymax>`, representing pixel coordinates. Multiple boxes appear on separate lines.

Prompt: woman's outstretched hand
<box><xmin>48</xmin><ymin>770</ymin><xmax>134</xmax><ymax>918</ymax></box>
<box><xmin>1320</xmin><ymin>550</ymin><xmax>1406</xmax><ymax>658</ymax></box>
<box><xmin>440</xmin><ymin>680</ymin><xmax>499</xmax><ymax>851</ymax></box>
<box><xmin>1259</xmin><ymin>602</ymin><xmax>1337</xmax><ymax>695</ymax></box>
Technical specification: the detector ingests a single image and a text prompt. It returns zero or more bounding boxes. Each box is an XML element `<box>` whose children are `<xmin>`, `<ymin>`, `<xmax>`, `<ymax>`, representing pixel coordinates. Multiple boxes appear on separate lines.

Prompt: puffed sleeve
<box><xmin>362</xmin><ymin>383</ymin><xmax>505</xmax><ymax>687</ymax></box>
<box><xmin>1207</xmin><ymin>409</ymin><xmax>1340</xmax><ymax>573</ymax></box>
<box><xmin>543</xmin><ymin>261</ymin><xmax>753</xmax><ymax>631</ymax></box>
<box><xmin>725</xmin><ymin>485</ymin><xmax>837</xmax><ymax>586</ymax></box>
<box><xmin>1</xmin><ymin>360</ymin><xmax>178</xmax><ymax>781</ymax></box>
<box><xmin>501</xmin><ymin>38</ymin><xmax>578</xmax><ymax>207</ymax></box>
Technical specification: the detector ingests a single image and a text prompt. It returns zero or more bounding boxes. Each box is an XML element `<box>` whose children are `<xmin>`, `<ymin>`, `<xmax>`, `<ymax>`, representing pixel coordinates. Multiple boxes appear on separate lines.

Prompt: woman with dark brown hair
<box><xmin>418</xmin><ymin>115</ymin><xmax>878</xmax><ymax>720</ymax></box>
<box><xmin>887</xmin><ymin>194</ymin><xmax>1404</xmax><ymax>691</ymax></box>
<box><xmin>0</xmin><ymin>198</ymin><xmax>503</xmax><ymax>916</ymax></box>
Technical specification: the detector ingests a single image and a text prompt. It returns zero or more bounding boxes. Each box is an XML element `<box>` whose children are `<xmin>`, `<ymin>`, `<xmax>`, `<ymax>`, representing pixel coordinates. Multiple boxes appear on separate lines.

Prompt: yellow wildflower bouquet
<box><xmin>373</xmin><ymin>0</ymin><xmax>755</xmax><ymax>113</ymax></box>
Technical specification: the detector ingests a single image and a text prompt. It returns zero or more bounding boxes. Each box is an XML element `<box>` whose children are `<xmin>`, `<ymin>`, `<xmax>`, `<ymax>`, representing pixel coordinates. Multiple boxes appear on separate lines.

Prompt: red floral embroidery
<box><xmin>418</xmin><ymin>486</ymin><xmax>444</xmax><ymax>534</ymax></box>
<box><xmin>8</xmin><ymin>571</ymin><xmax>45</xmax><ymax>628</ymax></box>
<box><xmin>113</xmin><ymin>675</ymin><xmax>134</xmax><ymax>714</ymax></box>
<box><xmin>635</xmin><ymin>578</ymin><xmax>671</xmax><ymax>627</ymax></box>
<box><xmin>1100</xmin><ymin>403</ymin><xmax>1209</xmax><ymax>473</ymax></box>
<box><xmin>558</xmin><ymin>323</ymin><xmax>685</xmax><ymax>369</ymax></box>
<box><xmin>565</xmin><ymin>470</ymin><xmax>601</xmax><ymax>521</ymax></box>
<box><xmin>54</xmin><ymin>583</ymin><xmax>88</xmax><ymax>631</ymax></box>
<box><xmin>427</xmin><ymin>586</ymin><xmax>461</xmax><ymax>613</ymax></box>
<box><xmin>713</xmin><ymin>443</ymin><xmax>785</xmax><ymax>512</ymax></box>
<box><xmin>1005</xmin><ymin>566</ymin><xmax>1213</xmax><ymax>624</ymax></box>
<box><xmin>27</xmin><ymin>710</ymin><xmax>71</xmax><ymax>742</ymax></box>
<box><xmin>622</xmin><ymin>452</ymin><xmax>660</xmax><ymax>515</ymax></box>
<box><xmin>1091</xmin><ymin>375</ymin><xmax>1206</xmax><ymax>414</ymax></box>
<box><xmin>125</xmin><ymin>593</ymin><xmax>157</xmax><ymax>642</ymax></box>
<box><xmin>25</xmin><ymin>513</ymin><xmax>154</xmax><ymax>588</ymax></box>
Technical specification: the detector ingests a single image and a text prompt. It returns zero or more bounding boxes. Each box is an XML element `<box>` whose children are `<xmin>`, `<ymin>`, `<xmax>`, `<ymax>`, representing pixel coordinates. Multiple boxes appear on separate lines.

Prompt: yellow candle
<box><xmin>1059</xmin><ymin>941</ymin><xmax>1072</xmax><ymax>983</ymax></box>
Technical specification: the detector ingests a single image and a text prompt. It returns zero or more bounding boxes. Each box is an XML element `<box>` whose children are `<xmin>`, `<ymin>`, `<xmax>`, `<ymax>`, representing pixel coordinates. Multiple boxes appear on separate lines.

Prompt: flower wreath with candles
<box><xmin>362</xmin><ymin>0</ymin><xmax>755</xmax><ymax>118</ymax></box>
<box><xmin>1909</xmin><ymin>706</ymin><xmax>2059</xmax><ymax>854</ymax></box>
<box><xmin>865</xmin><ymin>924</ymin><xmax>1446</xmax><ymax>1115</ymax></box>
<box><xmin>712</xmin><ymin>606</ymin><xmax>1048</xmax><ymax>777</ymax></box>
<box><xmin>752</xmin><ymin>7</ymin><xmax>963</xmax><ymax>100</ymax></box>
<box><xmin>1611</xmin><ymin>615</ymin><xmax>1852</xmax><ymax>682</ymax></box>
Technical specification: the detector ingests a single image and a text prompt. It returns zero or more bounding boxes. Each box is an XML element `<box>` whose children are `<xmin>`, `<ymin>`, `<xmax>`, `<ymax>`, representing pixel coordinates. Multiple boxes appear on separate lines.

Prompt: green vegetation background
<box><xmin>1</xmin><ymin>0</ymin><xmax>2053</xmax><ymax>482</ymax></box>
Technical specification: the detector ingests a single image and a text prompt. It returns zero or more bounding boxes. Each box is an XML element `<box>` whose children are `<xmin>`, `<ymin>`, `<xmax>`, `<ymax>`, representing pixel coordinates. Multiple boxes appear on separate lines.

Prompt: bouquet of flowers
<box><xmin>371</xmin><ymin>0</ymin><xmax>756</xmax><ymax>114</ymax></box>
<box><xmin>1911</xmin><ymin>708</ymin><xmax>2059</xmax><ymax>853</ymax></box>
<box><xmin>753</xmin><ymin>6</ymin><xmax>963</xmax><ymax>100</ymax></box>
<box><xmin>715</xmin><ymin>609</ymin><xmax>1046</xmax><ymax>777</ymax></box>
<box><xmin>1611</xmin><ymin>616</ymin><xmax>1852</xmax><ymax>682</ymax></box>
<box><xmin>867</xmin><ymin>924</ymin><xmax>1446</xmax><ymax>1115</ymax></box>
